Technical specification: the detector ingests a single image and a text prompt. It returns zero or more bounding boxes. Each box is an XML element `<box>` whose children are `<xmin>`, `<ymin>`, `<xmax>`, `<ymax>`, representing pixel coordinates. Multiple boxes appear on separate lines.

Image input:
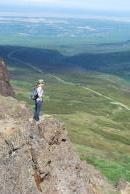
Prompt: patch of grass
<box><xmin>82</xmin><ymin>156</ymin><xmax>130</xmax><ymax>185</ymax></box>
<box><xmin>90</xmin><ymin>126</ymin><xmax>130</xmax><ymax>146</ymax></box>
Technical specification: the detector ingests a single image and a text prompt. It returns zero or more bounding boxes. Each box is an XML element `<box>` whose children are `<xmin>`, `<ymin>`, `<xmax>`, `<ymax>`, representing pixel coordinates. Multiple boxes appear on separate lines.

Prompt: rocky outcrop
<box><xmin>0</xmin><ymin>96</ymin><xmax>117</xmax><ymax>194</ymax></box>
<box><xmin>117</xmin><ymin>179</ymin><xmax>130</xmax><ymax>194</ymax></box>
<box><xmin>0</xmin><ymin>58</ymin><xmax>14</xmax><ymax>96</ymax></box>
<box><xmin>0</xmin><ymin>61</ymin><xmax>119</xmax><ymax>193</ymax></box>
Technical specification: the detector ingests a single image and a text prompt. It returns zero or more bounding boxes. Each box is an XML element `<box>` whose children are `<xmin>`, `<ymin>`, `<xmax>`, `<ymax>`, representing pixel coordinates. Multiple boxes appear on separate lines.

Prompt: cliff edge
<box><xmin>0</xmin><ymin>96</ymin><xmax>117</xmax><ymax>194</ymax></box>
<box><xmin>0</xmin><ymin>59</ymin><xmax>118</xmax><ymax>194</ymax></box>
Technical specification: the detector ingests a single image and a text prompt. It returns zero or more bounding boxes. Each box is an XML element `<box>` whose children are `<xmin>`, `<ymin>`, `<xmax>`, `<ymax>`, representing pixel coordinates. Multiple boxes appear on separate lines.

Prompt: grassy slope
<box><xmin>8</xmin><ymin>64</ymin><xmax>130</xmax><ymax>186</ymax></box>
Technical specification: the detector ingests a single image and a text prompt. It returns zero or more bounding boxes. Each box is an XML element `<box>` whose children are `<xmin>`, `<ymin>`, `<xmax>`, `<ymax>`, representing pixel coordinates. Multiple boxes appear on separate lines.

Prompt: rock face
<box><xmin>0</xmin><ymin>96</ymin><xmax>117</xmax><ymax>194</ymax></box>
<box><xmin>0</xmin><ymin>59</ymin><xmax>14</xmax><ymax>96</ymax></box>
<box><xmin>117</xmin><ymin>179</ymin><xmax>130</xmax><ymax>194</ymax></box>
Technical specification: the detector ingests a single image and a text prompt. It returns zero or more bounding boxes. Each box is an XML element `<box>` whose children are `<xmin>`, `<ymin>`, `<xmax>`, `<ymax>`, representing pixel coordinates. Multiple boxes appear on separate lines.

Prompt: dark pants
<box><xmin>34</xmin><ymin>100</ymin><xmax>43</xmax><ymax>121</ymax></box>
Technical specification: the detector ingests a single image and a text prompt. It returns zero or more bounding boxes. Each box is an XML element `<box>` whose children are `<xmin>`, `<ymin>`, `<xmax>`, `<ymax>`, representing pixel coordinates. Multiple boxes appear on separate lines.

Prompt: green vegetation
<box><xmin>82</xmin><ymin>156</ymin><xmax>130</xmax><ymax>185</ymax></box>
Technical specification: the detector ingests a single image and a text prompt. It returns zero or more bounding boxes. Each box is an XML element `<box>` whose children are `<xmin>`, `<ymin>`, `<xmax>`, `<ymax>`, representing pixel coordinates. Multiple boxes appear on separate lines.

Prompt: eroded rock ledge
<box><xmin>0</xmin><ymin>96</ymin><xmax>117</xmax><ymax>194</ymax></box>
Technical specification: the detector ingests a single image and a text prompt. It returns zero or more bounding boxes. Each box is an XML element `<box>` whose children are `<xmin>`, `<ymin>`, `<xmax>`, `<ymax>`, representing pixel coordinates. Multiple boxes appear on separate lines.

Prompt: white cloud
<box><xmin>25</xmin><ymin>0</ymin><xmax>130</xmax><ymax>11</ymax></box>
<box><xmin>1</xmin><ymin>0</ymin><xmax>130</xmax><ymax>12</ymax></box>
<box><xmin>27</xmin><ymin>0</ymin><xmax>58</xmax><ymax>2</ymax></box>
<box><xmin>11</xmin><ymin>0</ymin><xmax>65</xmax><ymax>4</ymax></box>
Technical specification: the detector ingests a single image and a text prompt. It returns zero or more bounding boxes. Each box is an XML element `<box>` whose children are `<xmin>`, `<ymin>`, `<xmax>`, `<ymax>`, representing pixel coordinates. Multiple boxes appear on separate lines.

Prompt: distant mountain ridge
<box><xmin>0</xmin><ymin>45</ymin><xmax>130</xmax><ymax>77</ymax></box>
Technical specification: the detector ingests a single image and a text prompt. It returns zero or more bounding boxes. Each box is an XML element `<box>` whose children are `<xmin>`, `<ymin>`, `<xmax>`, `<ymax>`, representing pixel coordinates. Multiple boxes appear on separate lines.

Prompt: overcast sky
<box><xmin>0</xmin><ymin>0</ymin><xmax>130</xmax><ymax>17</ymax></box>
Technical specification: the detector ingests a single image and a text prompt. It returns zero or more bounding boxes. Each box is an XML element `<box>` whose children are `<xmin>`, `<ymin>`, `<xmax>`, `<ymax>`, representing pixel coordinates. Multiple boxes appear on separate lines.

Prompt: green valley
<box><xmin>8</xmin><ymin>60</ymin><xmax>130</xmax><ymax>186</ymax></box>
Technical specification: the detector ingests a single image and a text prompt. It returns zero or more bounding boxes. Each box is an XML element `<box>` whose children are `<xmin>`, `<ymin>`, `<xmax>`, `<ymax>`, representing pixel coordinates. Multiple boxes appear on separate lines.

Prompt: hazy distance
<box><xmin>0</xmin><ymin>0</ymin><xmax>130</xmax><ymax>18</ymax></box>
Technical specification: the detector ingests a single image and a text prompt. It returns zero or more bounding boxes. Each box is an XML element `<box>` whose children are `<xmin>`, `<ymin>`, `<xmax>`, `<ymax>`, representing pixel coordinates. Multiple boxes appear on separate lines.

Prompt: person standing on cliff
<box><xmin>32</xmin><ymin>79</ymin><xmax>45</xmax><ymax>121</ymax></box>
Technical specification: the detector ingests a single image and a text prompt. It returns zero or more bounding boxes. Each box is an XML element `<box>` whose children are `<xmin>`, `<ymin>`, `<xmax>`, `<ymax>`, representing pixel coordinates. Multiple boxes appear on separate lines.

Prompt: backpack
<box><xmin>31</xmin><ymin>88</ymin><xmax>39</xmax><ymax>100</ymax></box>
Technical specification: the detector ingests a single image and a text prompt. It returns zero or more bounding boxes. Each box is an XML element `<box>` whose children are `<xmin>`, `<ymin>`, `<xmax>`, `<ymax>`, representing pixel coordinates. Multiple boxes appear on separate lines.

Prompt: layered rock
<box><xmin>0</xmin><ymin>96</ymin><xmax>117</xmax><ymax>194</ymax></box>
<box><xmin>0</xmin><ymin>58</ymin><xmax>14</xmax><ymax>96</ymax></box>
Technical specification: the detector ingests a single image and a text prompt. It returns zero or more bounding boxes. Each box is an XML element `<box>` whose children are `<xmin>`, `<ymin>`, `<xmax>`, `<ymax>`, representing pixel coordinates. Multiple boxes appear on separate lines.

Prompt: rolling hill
<box><xmin>1</xmin><ymin>45</ymin><xmax>130</xmax><ymax>78</ymax></box>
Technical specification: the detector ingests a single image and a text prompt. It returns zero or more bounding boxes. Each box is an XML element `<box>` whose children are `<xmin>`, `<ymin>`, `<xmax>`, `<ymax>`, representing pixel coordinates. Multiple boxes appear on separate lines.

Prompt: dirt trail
<box><xmin>49</xmin><ymin>74</ymin><xmax>130</xmax><ymax>111</ymax></box>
